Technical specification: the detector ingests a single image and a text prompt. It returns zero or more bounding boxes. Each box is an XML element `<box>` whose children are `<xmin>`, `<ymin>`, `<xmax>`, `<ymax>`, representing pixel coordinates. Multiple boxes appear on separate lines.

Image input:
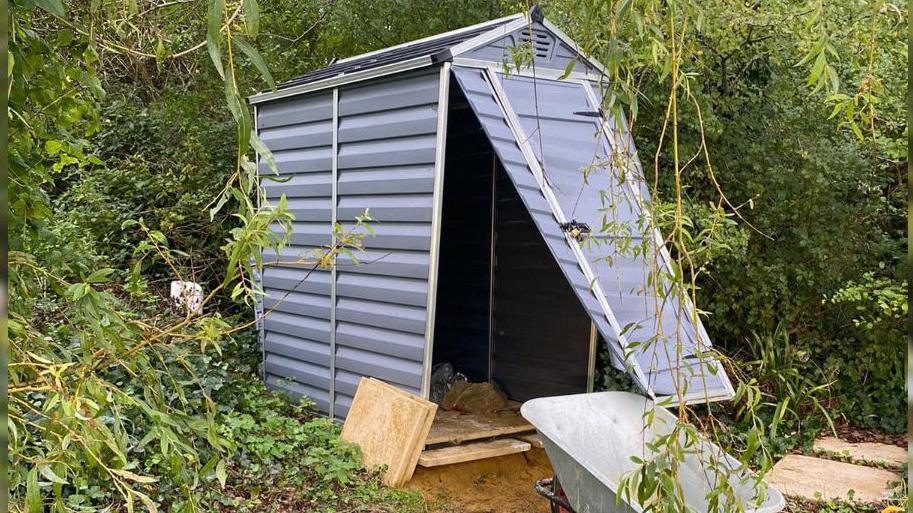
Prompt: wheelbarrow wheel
<box><xmin>550</xmin><ymin>475</ymin><xmax>573</xmax><ymax>513</ymax></box>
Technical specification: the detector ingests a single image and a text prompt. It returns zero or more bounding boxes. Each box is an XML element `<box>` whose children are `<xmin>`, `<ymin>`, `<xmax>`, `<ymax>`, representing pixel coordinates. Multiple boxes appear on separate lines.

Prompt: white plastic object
<box><xmin>170</xmin><ymin>281</ymin><xmax>203</xmax><ymax>315</ymax></box>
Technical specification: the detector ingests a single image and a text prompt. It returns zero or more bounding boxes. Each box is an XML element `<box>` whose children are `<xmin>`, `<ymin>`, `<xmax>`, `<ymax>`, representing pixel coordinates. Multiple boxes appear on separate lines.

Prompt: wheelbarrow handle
<box><xmin>534</xmin><ymin>478</ymin><xmax>576</xmax><ymax>513</ymax></box>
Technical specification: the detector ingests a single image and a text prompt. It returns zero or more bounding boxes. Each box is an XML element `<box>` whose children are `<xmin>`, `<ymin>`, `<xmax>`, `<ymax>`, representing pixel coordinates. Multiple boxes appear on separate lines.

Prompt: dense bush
<box><xmin>54</xmin><ymin>91</ymin><xmax>236</xmax><ymax>286</ymax></box>
<box><xmin>552</xmin><ymin>0</ymin><xmax>906</xmax><ymax>432</ymax></box>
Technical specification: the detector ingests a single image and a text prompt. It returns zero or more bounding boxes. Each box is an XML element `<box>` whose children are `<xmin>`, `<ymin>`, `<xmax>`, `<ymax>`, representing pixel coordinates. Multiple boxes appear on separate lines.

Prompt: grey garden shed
<box><xmin>249</xmin><ymin>9</ymin><xmax>735</xmax><ymax>420</ymax></box>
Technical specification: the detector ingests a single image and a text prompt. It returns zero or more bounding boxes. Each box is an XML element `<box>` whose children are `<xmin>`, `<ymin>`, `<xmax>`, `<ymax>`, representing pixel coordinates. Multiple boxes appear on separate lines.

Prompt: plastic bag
<box><xmin>430</xmin><ymin>363</ymin><xmax>468</xmax><ymax>404</ymax></box>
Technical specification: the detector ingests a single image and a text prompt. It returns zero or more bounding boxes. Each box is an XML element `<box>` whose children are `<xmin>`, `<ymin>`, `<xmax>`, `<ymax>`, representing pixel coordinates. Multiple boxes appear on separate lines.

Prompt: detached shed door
<box><xmin>452</xmin><ymin>65</ymin><xmax>734</xmax><ymax>404</ymax></box>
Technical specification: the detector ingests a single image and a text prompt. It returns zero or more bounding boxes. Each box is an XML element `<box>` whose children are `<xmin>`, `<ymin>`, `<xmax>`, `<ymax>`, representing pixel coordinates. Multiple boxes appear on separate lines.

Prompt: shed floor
<box><xmin>424</xmin><ymin>406</ymin><xmax>534</xmax><ymax>446</ymax></box>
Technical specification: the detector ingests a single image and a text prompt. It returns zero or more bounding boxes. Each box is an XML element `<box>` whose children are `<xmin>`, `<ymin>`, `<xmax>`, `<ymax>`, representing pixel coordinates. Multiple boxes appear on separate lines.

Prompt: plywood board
<box><xmin>418</xmin><ymin>438</ymin><xmax>531</xmax><ymax>467</ymax></box>
<box><xmin>340</xmin><ymin>377</ymin><xmax>437</xmax><ymax>487</ymax></box>
<box><xmin>424</xmin><ymin>409</ymin><xmax>534</xmax><ymax>445</ymax></box>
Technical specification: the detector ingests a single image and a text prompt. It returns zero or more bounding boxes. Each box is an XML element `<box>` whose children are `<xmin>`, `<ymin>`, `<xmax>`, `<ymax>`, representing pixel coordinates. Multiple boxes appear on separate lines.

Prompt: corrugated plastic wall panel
<box><xmin>332</xmin><ymin>71</ymin><xmax>441</xmax><ymax>419</ymax></box>
<box><xmin>257</xmin><ymin>92</ymin><xmax>335</xmax><ymax>413</ymax></box>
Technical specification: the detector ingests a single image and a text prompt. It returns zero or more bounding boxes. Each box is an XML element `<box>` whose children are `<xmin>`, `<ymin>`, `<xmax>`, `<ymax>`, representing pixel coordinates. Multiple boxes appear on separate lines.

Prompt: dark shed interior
<box><xmin>432</xmin><ymin>79</ymin><xmax>594</xmax><ymax>402</ymax></box>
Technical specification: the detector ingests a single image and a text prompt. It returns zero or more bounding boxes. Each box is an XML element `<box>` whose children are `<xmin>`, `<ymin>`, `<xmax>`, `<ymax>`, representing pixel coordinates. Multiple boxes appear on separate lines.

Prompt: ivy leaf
<box><xmin>207</xmin><ymin>0</ymin><xmax>225</xmax><ymax>79</ymax></box>
<box><xmin>233</xmin><ymin>36</ymin><xmax>275</xmax><ymax>90</ymax></box>
<box><xmin>45</xmin><ymin>140</ymin><xmax>64</xmax><ymax>155</ymax></box>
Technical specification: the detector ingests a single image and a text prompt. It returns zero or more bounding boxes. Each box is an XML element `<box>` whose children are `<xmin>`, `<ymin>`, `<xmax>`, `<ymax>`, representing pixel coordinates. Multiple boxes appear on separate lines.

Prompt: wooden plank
<box><xmin>418</xmin><ymin>438</ymin><xmax>531</xmax><ymax>467</ymax></box>
<box><xmin>515</xmin><ymin>432</ymin><xmax>544</xmax><ymax>449</ymax></box>
<box><xmin>340</xmin><ymin>377</ymin><xmax>437</xmax><ymax>487</ymax></box>
<box><xmin>424</xmin><ymin>409</ymin><xmax>535</xmax><ymax>445</ymax></box>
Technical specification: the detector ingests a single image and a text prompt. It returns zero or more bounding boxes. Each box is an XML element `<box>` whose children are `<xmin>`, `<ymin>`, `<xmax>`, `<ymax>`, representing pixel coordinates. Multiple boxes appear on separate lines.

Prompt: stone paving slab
<box><xmin>814</xmin><ymin>436</ymin><xmax>907</xmax><ymax>469</ymax></box>
<box><xmin>766</xmin><ymin>454</ymin><xmax>900</xmax><ymax>503</ymax></box>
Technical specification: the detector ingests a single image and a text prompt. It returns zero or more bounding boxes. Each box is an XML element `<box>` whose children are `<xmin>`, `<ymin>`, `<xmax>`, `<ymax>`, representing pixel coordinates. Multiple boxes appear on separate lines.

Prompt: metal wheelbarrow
<box><xmin>521</xmin><ymin>392</ymin><xmax>785</xmax><ymax>513</ymax></box>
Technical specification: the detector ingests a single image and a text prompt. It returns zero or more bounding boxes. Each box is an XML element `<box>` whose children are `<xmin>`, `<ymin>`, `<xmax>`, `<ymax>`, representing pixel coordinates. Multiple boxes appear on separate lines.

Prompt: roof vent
<box><xmin>518</xmin><ymin>28</ymin><xmax>555</xmax><ymax>61</ymax></box>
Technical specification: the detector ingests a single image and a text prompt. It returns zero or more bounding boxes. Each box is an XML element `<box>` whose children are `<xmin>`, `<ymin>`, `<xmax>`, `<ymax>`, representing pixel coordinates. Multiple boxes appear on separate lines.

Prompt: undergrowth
<box><xmin>205</xmin><ymin>331</ymin><xmax>428</xmax><ymax>513</ymax></box>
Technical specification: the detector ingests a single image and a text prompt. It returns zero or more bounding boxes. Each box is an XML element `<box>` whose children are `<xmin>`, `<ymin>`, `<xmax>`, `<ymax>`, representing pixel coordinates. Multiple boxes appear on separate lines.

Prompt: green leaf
<box><xmin>38</xmin><ymin>464</ymin><xmax>68</xmax><ymax>485</ymax></box>
<box><xmin>45</xmin><ymin>140</ymin><xmax>64</xmax><ymax>155</ymax></box>
<box><xmin>558</xmin><ymin>58</ymin><xmax>576</xmax><ymax>80</ymax></box>
<box><xmin>85</xmin><ymin>268</ymin><xmax>115</xmax><ymax>283</ymax></box>
<box><xmin>34</xmin><ymin>0</ymin><xmax>66</xmax><ymax>17</ymax></box>
<box><xmin>233</xmin><ymin>37</ymin><xmax>275</xmax><ymax>90</ymax></box>
<box><xmin>155</xmin><ymin>38</ymin><xmax>166</xmax><ymax>72</ymax></box>
<box><xmin>26</xmin><ymin>467</ymin><xmax>41</xmax><ymax>513</ymax></box>
<box><xmin>243</xmin><ymin>0</ymin><xmax>260</xmax><ymax>38</ymax></box>
<box><xmin>250</xmin><ymin>132</ymin><xmax>278</xmax><ymax>174</ymax></box>
<box><xmin>133</xmin><ymin>489</ymin><xmax>158</xmax><ymax>513</ymax></box>
<box><xmin>807</xmin><ymin>53</ymin><xmax>825</xmax><ymax>86</ymax></box>
<box><xmin>849</xmin><ymin>120</ymin><xmax>864</xmax><ymax>141</ymax></box>
<box><xmin>207</xmin><ymin>0</ymin><xmax>225</xmax><ymax>78</ymax></box>
<box><xmin>209</xmin><ymin>190</ymin><xmax>230</xmax><ymax>220</ymax></box>
<box><xmin>57</xmin><ymin>27</ymin><xmax>74</xmax><ymax>45</ymax></box>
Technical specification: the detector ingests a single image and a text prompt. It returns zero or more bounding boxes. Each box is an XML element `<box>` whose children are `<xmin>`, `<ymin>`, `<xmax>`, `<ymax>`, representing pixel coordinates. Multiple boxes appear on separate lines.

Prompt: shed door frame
<box><xmin>422</xmin><ymin>72</ymin><xmax>599</xmax><ymax>399</ymax></box>
<box><xmin>420</xmin><ymin>63</ymin><xmax>451</xmax><ymax>398</ymax></box>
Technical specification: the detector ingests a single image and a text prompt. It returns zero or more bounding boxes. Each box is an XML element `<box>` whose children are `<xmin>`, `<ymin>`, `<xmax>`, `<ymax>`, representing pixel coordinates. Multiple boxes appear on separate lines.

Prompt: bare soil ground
<box><xmin>832</xmin><ymin>421</ymin><xmax>906</xmax><ymax>447</ymax></box>
<box><xmin>407</xmin><ymin>448</ymin><xmax>554</xmax><ymax>513</ymax></box>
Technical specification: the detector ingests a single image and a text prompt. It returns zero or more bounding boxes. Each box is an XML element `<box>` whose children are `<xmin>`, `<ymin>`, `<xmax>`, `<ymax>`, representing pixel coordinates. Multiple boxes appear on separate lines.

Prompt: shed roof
<box><xmin>276</xmin><ymin>14</ymin><xmax>522</xmax><ymax>90</ymax></box>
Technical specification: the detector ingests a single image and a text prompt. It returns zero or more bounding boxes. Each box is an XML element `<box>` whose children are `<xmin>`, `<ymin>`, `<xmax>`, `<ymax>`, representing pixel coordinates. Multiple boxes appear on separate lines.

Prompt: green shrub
<box><xmin>822</xmin><ymin>273</ymin><xmax>906</xmax><ymax>431</ymax></box>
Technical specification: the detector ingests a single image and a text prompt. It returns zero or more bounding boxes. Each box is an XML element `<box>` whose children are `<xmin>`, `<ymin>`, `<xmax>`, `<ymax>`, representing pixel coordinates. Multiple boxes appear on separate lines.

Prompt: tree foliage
<box><xmin>549</xmin><ymin>0</ymin><xmax>905</xmax><ymax>430</ymax></box>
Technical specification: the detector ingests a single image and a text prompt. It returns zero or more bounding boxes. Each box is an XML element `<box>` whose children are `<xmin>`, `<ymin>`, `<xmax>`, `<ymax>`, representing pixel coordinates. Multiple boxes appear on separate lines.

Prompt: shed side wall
<box><xmin>333</xmin><ymin>70</ymin><xmax>442</xmax><ymax>419</ymax></box>
<box><xmin>257</xmin><ymin>92</ymin><xmax>335</xmax><ymax>413</ymax></box>
<box><xmin>256</xmin><ymin>70</ymin><xmax>442</xmax><ymax>420</ymax></box>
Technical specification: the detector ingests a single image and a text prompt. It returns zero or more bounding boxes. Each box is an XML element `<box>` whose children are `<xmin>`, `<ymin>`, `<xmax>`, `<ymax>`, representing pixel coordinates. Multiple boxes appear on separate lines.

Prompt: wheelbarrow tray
<box><xmin>521</xmin><ymin>392</ymin><xmax>785</xmax><ymax>513</ymax></box>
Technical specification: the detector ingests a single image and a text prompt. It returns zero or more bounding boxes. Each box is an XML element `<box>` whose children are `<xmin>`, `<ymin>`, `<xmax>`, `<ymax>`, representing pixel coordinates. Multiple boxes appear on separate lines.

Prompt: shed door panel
<box><xmin>332</xmin><ymin>71</ymin><xmax>441</xmax><ymax>418</ymax></box>
<box><xmin>451</xmin><ymin>66</ymin><xmax>623</xmax><ymax>379</ymax></box>
<box><xmin>453</xmin><ymin>65</ymin><xmax>733</xmax><ymax>403</ymax></box>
